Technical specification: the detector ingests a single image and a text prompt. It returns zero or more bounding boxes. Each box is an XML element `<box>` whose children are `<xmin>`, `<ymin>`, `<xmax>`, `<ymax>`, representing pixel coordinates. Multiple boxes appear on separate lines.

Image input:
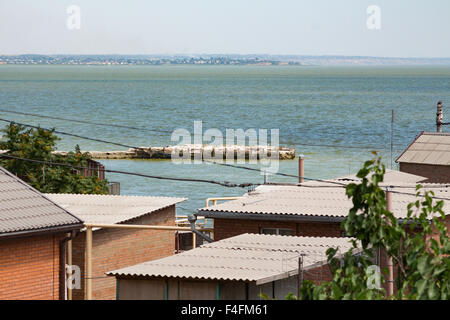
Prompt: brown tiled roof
<box><xmin>0</xmin><ymin>166</ymin><xmax>83</xmax><ymax>237</ymax></box>
<box><xmin>107</xmin><ymin>233</ymin><xmax>357</xmax><ymax>284</ymax></box>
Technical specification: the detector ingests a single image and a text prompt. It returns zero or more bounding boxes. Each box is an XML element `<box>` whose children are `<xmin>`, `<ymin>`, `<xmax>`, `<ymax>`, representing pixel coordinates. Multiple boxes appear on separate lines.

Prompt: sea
<box><xmin>1</xmin><ymin>65</ymin><xmax>450</xmax><ymax>215</ymax></box>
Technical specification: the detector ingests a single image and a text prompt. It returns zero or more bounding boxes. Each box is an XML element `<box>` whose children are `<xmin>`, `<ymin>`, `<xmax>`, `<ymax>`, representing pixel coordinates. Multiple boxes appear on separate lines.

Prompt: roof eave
<box><xmin>197</xmin><ymin>210</ymin><xmax>415</xmax><ymax>224</ymax></box>
<box><xmin>395</xmin><ymin>131</ymin><xmax>424</xmax><ymax>163</ymax></box>
<box><xmin>0</xmin><ymin>222</ymin><xmax>84</xmax><ymax>240</ymax></box>
<box><xmin>196</xmin><ymin>210</ymin><xmax>346</xmax><ymax>223</ymax></box>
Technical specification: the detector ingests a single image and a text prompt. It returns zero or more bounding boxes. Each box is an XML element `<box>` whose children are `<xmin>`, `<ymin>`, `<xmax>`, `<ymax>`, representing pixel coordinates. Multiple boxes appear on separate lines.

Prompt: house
<box><xmin>45</xmin><ymin>193</ymin><xmax>186</xmax><ymax>300</ymax></box>
<box><xmin>0</xmin><ymin>166</ymin><xmax>83</xmax><ymax>300</ymax></box>
<box><xmin>396</xmin><ymin>131</ymin><xmax>450</xmax><ymax>182</ymax></box>
<box><xmin>197</xmin><ymin>170</ymin><xmax>430</xmax><ymax>241</ymax></box>
<box><xmin>107</xmin><ymin>233</ymin><xmax>357</xmax><ymax>300</ymax></box>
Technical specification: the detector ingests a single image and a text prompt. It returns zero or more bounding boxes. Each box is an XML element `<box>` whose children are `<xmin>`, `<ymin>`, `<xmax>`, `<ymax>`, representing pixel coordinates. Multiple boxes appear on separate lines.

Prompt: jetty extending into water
<box><xmin>56</xmin><ymin>145</ymin><xmax>296</xmax><ymax>160</ymax></box>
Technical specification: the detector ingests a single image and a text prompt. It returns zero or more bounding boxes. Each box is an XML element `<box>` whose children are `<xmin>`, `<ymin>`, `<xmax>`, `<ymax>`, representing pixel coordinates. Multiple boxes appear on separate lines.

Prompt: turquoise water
<box><xmin>1</xmin><ymin>65</ymin><xmax>450</xmax><ymax>215</ymax></box>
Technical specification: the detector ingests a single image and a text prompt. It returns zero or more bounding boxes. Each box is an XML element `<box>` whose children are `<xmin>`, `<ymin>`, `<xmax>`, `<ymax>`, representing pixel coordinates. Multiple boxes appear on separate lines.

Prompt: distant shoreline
<box><xmin>1</xmin><ymin>54</ymin><xmax>450</xmax><ymax>66</ymax></box>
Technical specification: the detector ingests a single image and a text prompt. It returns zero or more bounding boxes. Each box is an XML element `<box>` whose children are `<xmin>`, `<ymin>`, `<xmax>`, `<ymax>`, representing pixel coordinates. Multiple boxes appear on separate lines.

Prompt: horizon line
<box><xmin>2</xmin><ymin>53</ymin><xmax>450</xmax><ymax>60</ymax></box>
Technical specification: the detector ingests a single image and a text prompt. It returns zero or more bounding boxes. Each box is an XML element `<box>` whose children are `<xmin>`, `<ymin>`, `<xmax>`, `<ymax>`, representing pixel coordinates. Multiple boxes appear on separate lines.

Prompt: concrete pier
<box><xmin>56</xmin><ymin>145</ymin><xmax>296</xmax><ymax>160</ymax></box>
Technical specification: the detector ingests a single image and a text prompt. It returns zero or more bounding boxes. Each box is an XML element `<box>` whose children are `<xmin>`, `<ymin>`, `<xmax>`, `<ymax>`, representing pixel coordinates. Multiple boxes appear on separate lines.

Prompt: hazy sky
<box><xmin>0</xmin><ymin>0</ymin><xmax>449</xmax><ymax>57</ymax></box>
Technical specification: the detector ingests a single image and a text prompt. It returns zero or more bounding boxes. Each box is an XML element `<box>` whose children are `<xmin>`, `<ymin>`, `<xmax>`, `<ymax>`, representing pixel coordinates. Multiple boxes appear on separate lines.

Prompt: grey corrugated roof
<box><xmin>396</xmin><ymin>132</ymin><xmax>450</xmax><ymax>165</ymax></box>
<box><xmin>198</xmin><ymin>183</ymin><xmax>450</xmax><ymax>220</ymax></box>
<box><xmin>44</xmin><ymin>193</ymin><xmax>187</xmax><ymax>226</ymax></box>
<box><xmin>0</xmin><ymin>166</ymin><xmax>83</xmax><ymax>236</ymax></box>
<box><xmin>107</xmin><ymin>233</ymin><xmax>357</xmax><ymax>284</ymax></box>
<box><xmin>334</xmin><ymin>169</ymin><xmax>427</xmax><ymax>184</ymax></box>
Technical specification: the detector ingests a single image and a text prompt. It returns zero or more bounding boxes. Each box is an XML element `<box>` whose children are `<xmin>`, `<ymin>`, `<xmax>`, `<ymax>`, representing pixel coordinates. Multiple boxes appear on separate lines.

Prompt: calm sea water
<box><xmin>1</xmin><ymin>65</ymin><xmax>450</xmax><ymax>215</ymax></box>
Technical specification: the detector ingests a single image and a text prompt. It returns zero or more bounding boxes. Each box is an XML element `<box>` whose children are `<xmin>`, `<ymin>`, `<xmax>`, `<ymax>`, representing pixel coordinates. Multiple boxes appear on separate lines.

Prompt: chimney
<box><xmin>298</xmin><ymin>154</ymin><xmax>304</xmax><ymax>183</ymax></box>
<box><xmin>437</xmin><ymin>101</ymin><xmax>443</xmax><ymax>133</ymax></box>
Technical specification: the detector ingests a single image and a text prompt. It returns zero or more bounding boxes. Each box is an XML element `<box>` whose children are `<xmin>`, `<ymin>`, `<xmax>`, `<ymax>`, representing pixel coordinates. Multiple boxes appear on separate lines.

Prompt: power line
<box><xmin>0</xmin><ymin>117</ymin><xmax>390</xmax><ymax>189</ymax></box>
<box><xmin>0</xmin><ymin>154</ymin><xmax>256</xmax><ymax>188</ymax></box>
<box><xmin>203</xmin><ymin>159</ymin><xmax>349</xmax><ymax>187</ymax></box>
<box><xmin>0</xmin><ymin>109</ymin><xmax>403</xmax><ymax>151</ymax></box>
<box><xmin>2</xmin><ymin>115</ymin><xmax>449</xmax><ymax>193</ymax></box>
<box><xmin>2</xmin><ymin>153</ymin><xmax>450</xmax><ymax>201</ymax></box>
<box><xmin>293</xmin><ymin>142</ymin><xmax>400</xmax><ymax>151</ymax></box>
<box><xmin>0</xmin><ymin>118</ymin><xmax>144</xmax><ymax>150</ymax></box>
<box><xmin>203</xmin><ymin>160</ymin><xmax>450</xmax><ymax>190</ymax></box>
<box><xmin>0</xmin><ymin>109</ymin><xmax>171</xmax><ymax>134</ymax></box>
<box><xmin>389</xmin><ymin>189</ymin><xmax>450</xmax><ymax>202</ymax></box>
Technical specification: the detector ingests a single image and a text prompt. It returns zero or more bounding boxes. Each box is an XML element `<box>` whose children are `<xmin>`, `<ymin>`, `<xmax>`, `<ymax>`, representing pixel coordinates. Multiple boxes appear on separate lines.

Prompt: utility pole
<box><xmin>391</xmin><ymin>110</ymin><xmax>394</xmax><ymax>170</ymax></box>
<box><xmin>297</xmin><ymin>253</ymin><xmax>305</xmax><ymax>297</ymax></box>
<box><xmin>298</xmin><ymin>155</ymin><xmax>304</xmax><ymax>183</ymax></box>
<box><xmin>385</xmin><ymin>188</ymin><xmax>394</xmax><ymax>297</ymax></box>
<box><xmin>437</xmin><ymin>101</ymin><xmax>443</xmax><ymax>133</ymax></box>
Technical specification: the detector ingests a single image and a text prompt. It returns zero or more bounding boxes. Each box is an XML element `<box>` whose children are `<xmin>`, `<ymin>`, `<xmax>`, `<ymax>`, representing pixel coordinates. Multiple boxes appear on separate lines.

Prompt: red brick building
<box><xmin>396</xmin><ymin>131</ymin><xmax>450</xmax><ymax>183</ymax></box>
<box><xmin>45</xmin><ymin>193</ymin><xmax>186</xmax><ymax>300</ymax></box>
<box><xmin>196</xmin><ymin>170</ymin><xmax>448</xmax><ymax>293</ymax></box>
<box><xmin>197</xmin><ymin>170</ymin><xmax>429</xmax><ymax>241</ymax></box>
<box><xmin>0</xmin><ymin>166</ymin><xmax>83</xmax><ymax>300</ymax></box>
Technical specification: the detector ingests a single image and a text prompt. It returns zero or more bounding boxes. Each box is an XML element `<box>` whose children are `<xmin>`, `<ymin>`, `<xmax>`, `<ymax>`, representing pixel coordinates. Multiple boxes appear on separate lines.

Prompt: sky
<box><xmin>0</xmin><ymin>0</ymin><xmax>449</xmax><ymax>57</ymax></box>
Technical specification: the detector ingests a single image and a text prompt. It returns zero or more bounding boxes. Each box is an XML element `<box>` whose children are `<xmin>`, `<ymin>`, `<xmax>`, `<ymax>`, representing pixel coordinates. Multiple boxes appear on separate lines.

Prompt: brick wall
<box><xmin>71</xmin><ymin>205</ymin><xmax>176</xmax><ymax>300</ymax></box>
<box><xmin>213</xmin><ymin>218</ymin><xmax>342</xmax><ymax>241</ymax></box>
<box><xmin>304</xmin><ymin>264</ymin><xmax>334</xmax><ymax>283</ymax></box>
<box><xmin>0</xmin><ymin>233</ymin><xmax>62</xmax><ymax>300</ymax></box>
<box><xmin>296</xmin><ymin>221</ymin><xmax>342</xmax><ymax>237</ymax></box>
<box><xmin>399</xmin><ymin>162</ymin><xmax>450</xmax><ymax>183</ymax></box>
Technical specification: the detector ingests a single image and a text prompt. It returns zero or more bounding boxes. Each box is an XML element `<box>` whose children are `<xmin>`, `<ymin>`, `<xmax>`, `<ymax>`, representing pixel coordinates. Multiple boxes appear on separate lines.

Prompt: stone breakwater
<box><xmin>56</xmin><ymin>145</ymin><xmax>296</xmax><ymax>160</ymax></box>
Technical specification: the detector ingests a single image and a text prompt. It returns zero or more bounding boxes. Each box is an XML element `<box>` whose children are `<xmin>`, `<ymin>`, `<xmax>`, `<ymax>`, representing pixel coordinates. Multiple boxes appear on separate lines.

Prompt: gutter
<box><xmin>0</xmin><ymin>223</ymin><xmax>85</xmax><ymax>240</ymax></box>
<box><xmin>197</xmin><ymin>210</ymin><xmax>346</xmax><ymax>223</ymax></box>
<box><xmin>196</xmin><ymin>210</ymin><xmax>415</xmax><ymax>224</ymax></box>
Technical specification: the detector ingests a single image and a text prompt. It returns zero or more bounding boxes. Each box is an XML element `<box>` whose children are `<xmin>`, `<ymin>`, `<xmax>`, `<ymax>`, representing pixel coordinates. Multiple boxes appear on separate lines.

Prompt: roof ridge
<box><xmin>45</xmin><ymin>192</ymin><xmax>187</xmax><ymax>200</ymax></box>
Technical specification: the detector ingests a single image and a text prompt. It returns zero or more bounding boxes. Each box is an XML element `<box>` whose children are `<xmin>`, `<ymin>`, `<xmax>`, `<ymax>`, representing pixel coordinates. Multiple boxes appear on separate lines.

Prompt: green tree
<box><xmin>0</xmin><ymin>123</ymin><xmax>109</xmax><ymax>194</ymax></box>
<box><xmin>295</xmin><ymin>154</ymin><xmax>449</xmax><ymax>300</ymax></box>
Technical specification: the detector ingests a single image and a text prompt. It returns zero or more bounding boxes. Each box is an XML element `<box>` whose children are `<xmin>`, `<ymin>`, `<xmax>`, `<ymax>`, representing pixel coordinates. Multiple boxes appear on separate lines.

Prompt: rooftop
<box><xmin>107</xmin><ymin>233</ymin><xmax>357</xmax><ymax>285</ymax></box>
<box><xmin>198</xmin><ymin>170</ymin><xmax>449</xmax><ymax>221</ymax></box>
<box><xmin>396</xmin><ymin>131</ymin><xmax>450</xmax><ymax>165</ymax></box>
<box><xmin>0</xmin><ymin>166</ymin><xmax>83</xmax><ymax>237</ymax></box>
<box><xmin>44</xmin><ymin>193</ymin><xmax>187</xmax><ymax>228</ymax></box>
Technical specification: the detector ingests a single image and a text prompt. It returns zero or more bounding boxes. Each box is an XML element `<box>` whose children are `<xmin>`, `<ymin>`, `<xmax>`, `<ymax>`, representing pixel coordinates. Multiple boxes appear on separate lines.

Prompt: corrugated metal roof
<box><xmin>107</xmin><ymin>233</ymin><xmax>357</xmax><ymax>284</ymax></box>
<box><xmin>199</xmin><ymin>183</ymin><xmax>450</xmax><ymax>220</ymax></box>
<box><xmin>396</xmin><ymin>132</ymin><xmax>450</xmax><ymax>165</ymax></box>
<box><xmin>44</xmin><ymin>193</ymin><xmax>187</xmax><ymax>226</ymax></box>
<box><xmin>0</xmin><ymin>166</ymin><xmax>83</xmax><ymax>236</ymax></box>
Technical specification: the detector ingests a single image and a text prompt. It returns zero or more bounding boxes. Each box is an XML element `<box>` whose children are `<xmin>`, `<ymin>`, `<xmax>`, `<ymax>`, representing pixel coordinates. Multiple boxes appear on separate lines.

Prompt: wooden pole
<box><xmin>86</xmin><ymin>226</ymin><xmax>93</xmax><ymax>300</ymax></box>
<box><xmin>298</xmin><ymin>155</ymin><xmax>304</xmax><ymax>183</ymax></box>
<box><xmin>297</xmin><ymin>254</ymin><xmax>304</xmax><ymax>297</ymax></box>
<box><xmin>437</xmin><ymin>101</ymin><xmax>443</xmax><ymax>133</ymax></box>
<box><xmin>67</xmin><ymin>238</ymin><xmax>73</xmax><ymax>300</ymax></box>
<box><xmin>385</xmin><ymin>189</ymin><xmax>394</xmax><ymax>297</ymax></box>
<box><xmin>192</xmin><ymin>232</ymin><xmax>197</xmax><ymax>249</ymax></box>
<box><xmin>82</xmin><ymin>223</ymin><xmax>193</xmax><ymax>300</ymax></box>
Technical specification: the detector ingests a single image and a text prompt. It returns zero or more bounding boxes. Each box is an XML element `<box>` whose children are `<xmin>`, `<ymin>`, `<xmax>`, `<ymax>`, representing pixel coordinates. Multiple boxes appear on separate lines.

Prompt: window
<box><xmin>260</xmin><ymin>228</ymin><xmax>293</xmax><ymax>236</ymax></box>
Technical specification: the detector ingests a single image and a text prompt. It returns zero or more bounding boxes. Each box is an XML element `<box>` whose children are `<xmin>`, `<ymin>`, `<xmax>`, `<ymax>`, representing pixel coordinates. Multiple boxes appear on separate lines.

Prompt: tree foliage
<box><xmin>295</xmin><ymin>153</ymin><xmax>449</xmax><ymax>300</ymax></box>
<box><xmin>0</xmin><ymin>123</ymin><xmax>109</xmax><ymax>194</ymax></box>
